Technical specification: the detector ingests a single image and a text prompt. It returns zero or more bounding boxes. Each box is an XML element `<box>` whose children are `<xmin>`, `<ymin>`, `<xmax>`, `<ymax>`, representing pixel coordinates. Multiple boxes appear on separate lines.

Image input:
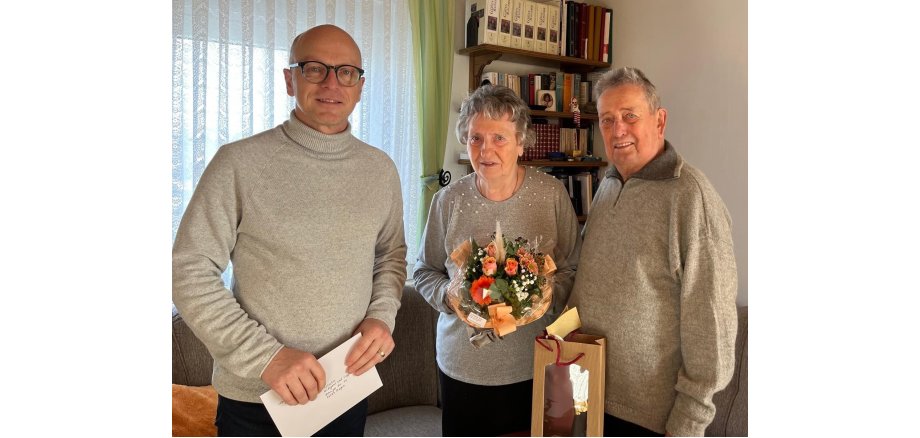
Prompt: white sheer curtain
<box><xmin>172</xmin><ymin>0</ymin><xmax>421</xmax><ymax>285</ymax></box>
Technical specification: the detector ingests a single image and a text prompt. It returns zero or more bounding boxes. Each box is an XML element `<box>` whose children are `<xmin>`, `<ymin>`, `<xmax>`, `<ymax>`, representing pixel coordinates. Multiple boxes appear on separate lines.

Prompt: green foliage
<box><xmin>487</xmin><ymin>278</ymin><xmax>507</xmax><ymax>304</ymax></box>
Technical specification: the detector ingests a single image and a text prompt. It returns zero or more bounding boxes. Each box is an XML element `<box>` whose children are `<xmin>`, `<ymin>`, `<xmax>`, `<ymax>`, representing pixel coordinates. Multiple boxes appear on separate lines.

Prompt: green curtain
<box><xmin>409</xmin><ymin>0</ymin><xmax>454</xmax><ymax>242</ymax></box>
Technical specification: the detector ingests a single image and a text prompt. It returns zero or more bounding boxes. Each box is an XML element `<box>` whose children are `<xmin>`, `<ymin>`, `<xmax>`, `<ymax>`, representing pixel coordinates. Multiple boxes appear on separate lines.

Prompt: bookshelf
<box><xmin>459</xmin><ymin>44</ymin><xmax>608</xmax><ymax>93</ymax></box>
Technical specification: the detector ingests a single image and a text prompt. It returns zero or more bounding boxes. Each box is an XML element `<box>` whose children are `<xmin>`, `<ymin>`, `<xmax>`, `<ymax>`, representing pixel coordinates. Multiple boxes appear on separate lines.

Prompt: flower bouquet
<box><xmin>446</xmin><ymin>222</ymin><xmax>556</xmax><ymax>338</ymax></box>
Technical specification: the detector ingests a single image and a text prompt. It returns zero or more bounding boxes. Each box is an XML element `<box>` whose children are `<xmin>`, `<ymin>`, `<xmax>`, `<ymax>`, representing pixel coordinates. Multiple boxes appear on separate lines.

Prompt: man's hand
<box><xmin>345</xmin><ymin>318</ymin><xmax>395</xmax><ymax>375</ymax></box>
<box><xmin>261</xmin><ymin>347</ymin><xmax>325</xmax><ymax>405</ymax></box>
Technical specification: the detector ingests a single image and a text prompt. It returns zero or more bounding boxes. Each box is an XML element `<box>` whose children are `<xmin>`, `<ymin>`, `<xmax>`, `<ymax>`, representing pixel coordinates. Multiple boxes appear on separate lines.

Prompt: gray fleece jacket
<box><xmin>172</xmin><ymin>111</ymin><xmax>407</xmax><ymax>403</ymax></box>
<box><xmin>568</xmin><ymin>142</ymin><xmax>737</xmax><ymax>436</ymax></box>
<box><xmin>414</xmin><ymin>167</ymin><xmax>581</xmax><ymax>385</ymax></box>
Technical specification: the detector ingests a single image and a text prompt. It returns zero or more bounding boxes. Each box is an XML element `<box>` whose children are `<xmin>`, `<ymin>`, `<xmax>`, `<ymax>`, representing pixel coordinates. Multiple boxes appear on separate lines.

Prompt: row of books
<box><xmin>547</xmin><ymin>171</ymin><xmax>594</xmax><ymax>216</ymax></box>
<box><xmin>481</xmin><ymin>70</ymin><xmax>593</xmax><ymax>111</ymax></box>
<box><xmin>526</xmin><ymin>124</ymin><xmax>590</xmax><ymax>161</ymax></box>
<box><xmin>465</xmin><ymin>0</ymin><xmax>613</xmax><ymax>62</ymax></box>
<box><xmin>561</xmin><ymin>0</ymin><xmax>613</xmax><ymax>62</ymax></box>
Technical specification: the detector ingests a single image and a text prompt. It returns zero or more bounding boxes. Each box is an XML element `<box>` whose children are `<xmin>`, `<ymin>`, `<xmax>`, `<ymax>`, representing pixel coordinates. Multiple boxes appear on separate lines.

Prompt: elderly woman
<box><xmin>414</xmin><ymin>84</ymin><xmax>581</xmax><ymax>436</ymax></box>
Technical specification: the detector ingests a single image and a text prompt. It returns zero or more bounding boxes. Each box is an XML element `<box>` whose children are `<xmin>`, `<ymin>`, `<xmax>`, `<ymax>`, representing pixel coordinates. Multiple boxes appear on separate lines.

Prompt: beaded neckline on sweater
<box><xmin>475</xmin><ymin>165</ymin><xmax>525</xmax><ymax>202</ymax></box>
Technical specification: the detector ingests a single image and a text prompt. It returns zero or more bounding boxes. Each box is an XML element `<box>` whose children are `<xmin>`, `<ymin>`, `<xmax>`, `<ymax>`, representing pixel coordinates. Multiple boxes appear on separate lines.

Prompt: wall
<box><xmin>446</xmin><ymin>0</ymin><xmax>748</xmax><ymax>305</ymax></box>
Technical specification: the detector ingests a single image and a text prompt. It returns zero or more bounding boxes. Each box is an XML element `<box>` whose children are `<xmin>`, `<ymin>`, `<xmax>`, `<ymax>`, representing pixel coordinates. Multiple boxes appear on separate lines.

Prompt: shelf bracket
<box><xmin>469</xmin><ymin>52</ymin><xmax>503</xmax><ymax>92</ymax></box>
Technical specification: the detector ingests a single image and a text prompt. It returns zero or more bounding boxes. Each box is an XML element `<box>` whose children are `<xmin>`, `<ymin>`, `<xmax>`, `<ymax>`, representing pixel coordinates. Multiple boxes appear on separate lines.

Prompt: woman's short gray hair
<box><xmin>593</xmin><ymin>67</ymin><xmax>661</xmax><ymax>112</ymax></box>
<box><xmin>456</xmin><ymin>84</ymin><xmax>535</xmax><ymax>149</ymax></box>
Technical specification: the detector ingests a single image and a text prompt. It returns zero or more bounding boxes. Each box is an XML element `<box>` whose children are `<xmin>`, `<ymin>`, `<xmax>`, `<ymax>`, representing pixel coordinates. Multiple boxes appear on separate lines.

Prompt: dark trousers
<box><xmin>215</xmin><ymin>394</ymin><xmax>368</xmax><ymax>437</ymax></box>
<box><xmin>603</xmin><ymin>413</ymin><xmax>664</xmax><ymax>437</ymax></box>
<box><xmin>438</xmin><ymin>368</ymin><xmax>533</xmax><ymax>436</ymax></box>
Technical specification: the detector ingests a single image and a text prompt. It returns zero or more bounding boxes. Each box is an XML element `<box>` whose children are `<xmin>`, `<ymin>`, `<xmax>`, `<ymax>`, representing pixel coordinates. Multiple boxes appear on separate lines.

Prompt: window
<box><xmin>172</xmin><ymin>0</ymin><xmax>420</xmax><ymax>286</ymax></box>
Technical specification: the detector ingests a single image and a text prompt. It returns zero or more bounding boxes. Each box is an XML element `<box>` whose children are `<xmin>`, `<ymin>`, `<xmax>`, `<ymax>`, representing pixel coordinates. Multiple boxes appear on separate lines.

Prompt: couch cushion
<box><xmin>172</xmin><ymin>311</ymin><xmax>214</xmax><ymax>387</ymax></box>
<box><xmin>364</xmin><ymin>405</ymin><xmax>443</xmax><ymax>437</ymax></box>
<box><xmin>705</xmin><ymin>306</ymin><xmax>748</xmax><ymax>437</ymax></box>
<box><xmin>367</xmin><ymin>283</ymin><xmax>441</xmax><ymax>414</ymax></box>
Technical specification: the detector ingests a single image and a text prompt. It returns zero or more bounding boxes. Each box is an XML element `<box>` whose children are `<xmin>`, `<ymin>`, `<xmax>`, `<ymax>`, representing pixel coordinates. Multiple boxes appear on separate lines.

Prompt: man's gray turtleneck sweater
<box><xmin>173</xmin><ymin>111</ymin><xmax>407</xmax><ymax>403</ymax></box>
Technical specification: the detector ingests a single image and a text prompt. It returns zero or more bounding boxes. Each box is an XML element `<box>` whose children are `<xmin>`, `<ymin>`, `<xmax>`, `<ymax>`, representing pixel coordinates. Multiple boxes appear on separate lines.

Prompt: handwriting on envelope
<box><xmin>260</xmin><ymin>334</ymin><xmax>383</xmax><ymax>437</ymax></box>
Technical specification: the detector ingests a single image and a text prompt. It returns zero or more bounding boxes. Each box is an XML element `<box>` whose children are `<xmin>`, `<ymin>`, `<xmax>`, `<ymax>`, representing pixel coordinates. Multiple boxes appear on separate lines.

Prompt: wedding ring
<box><xmin>378</xmin><ymin>350</ymin><xmax>386</xmax><ymax>358</ymax></box>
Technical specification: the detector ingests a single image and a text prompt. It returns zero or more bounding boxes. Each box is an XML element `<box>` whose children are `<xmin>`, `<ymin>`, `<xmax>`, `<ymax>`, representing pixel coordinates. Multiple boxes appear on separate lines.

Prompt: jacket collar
<box><xmin>605</xmin><ymin>140</ymin><xmax>683</xmax><ymax>182</ymax></box>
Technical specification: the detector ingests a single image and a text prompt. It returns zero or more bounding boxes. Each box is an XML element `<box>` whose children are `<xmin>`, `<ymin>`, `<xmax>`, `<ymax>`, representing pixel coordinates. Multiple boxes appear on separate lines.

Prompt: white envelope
<box><xmin>260</xmin><ymin>334</ymin><xmax>383</xmax><ymax>437</ymax></box>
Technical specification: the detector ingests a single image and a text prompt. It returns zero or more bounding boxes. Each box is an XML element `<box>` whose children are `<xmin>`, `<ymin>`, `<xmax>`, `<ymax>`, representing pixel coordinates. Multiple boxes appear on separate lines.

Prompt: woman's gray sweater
<box><xmin>414</xmin><ymin>166</ymin><xmax>581</xmax><ymax>385</ymax></box>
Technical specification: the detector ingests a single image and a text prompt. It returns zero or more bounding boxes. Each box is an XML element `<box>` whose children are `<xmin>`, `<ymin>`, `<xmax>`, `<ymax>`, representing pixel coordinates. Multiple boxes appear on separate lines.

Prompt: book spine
<box><xmin>519</xmin><ymin>74</ymin><xmax>527</xmax><ymax>101</ymax></box>
<box><xmin>542</xmin><ymin>124</ymin><xmax>550</xmax><ymax>159</ymax></box>
<box><xmin>511</xmin><ymin>0</ymin><xmax>524</xmax><ymax>48</ymax></box>
<box><xmin>587</xmin><ymin>5</ymin><xmax>596</xmax><ymax>61</ymax></box>
<box><xmin>533</xmin><ymin>74</ymin><xmax>542</xmax><ymax>102</ymax></box>
<box><xmin>523</xmin><ymin>0</ymin><xmax>535</xmax><ymax>51</ymax></box>
<box><xmin>483</xmin><ymin>0</ymin><xmax>500</xmax><ymax>45</ymax></box>
<box><xmin>585</xmin><ymin>4</ymin><xmax>593</xmax><ymax>60</ymax></box>
<box><xmin>606</xmin><ymin>8</ymin><xmax>614</xmax><ymax>63</ymax></box>
<box><xmin>601</xmin><ymin>8</ymin><xmax>611</xmax><ymax>63</ymax></box>
<box><xmin>593</xmin><ymin>5</ymin><xmax>603</xmax><ymax>61</ymax></box>
<box><xmin>547</xmin><ymin>1</ymin><xmax>560</xmax><ymax>55</ymax></box>
<box><xmin>565</xmin><ymin>1</ymin><xmax>576</xmax><ymax>57</ymax></box>
<box><xmin>535</xmin><ymin>2</ymin><xmax>548</xmax><ymax>53</ymax></box>
<box><xmin>573</xmin><ymin>72</ymin><xmax>581</xmax><ymax>109</ymax></box>
<box><xmin>578</xmin><ymin>2</ymin><xmax>587</xmax><ymax>59</ymax></box>
<box><xmin>571</xmin><ymin>177</ymin><xmax>582</xmax><ymax>215</ymax></box>
<box><xmin>577</xmin><ymin>173</ymin><xmax>592</xmax><ymax>214</ymax></box>
<box><xmin>563</xmin><ymin>73</ymin><xmax>573</xmax><ymax>113</ymax></box>
<box><xmin>542</xmin><ymin>123</ymin><xmax>549</xmax><ymax>156</ymax></box>
<box><xmin>533</xmin><ymin>125</ymin><xmax>539</xmax><ymax>161</ymax></box>
<box><xmin>551</xmin><ymin>124</ymin><xmax>560</xmax><ymax>154</ymax></box>
<box><xmin>498</xmin><ymin>0</ymin><xmax>513</xmax><ymax>47</ymax></box>
<box><xmin>567</xmin><ymin>175</ymin><xmax>576</xmax><ymax>212</ymax></box>
<box><xmin>560</xmin><ymin>1</ymin><xmax>568</xmax><ymax>57</ymax></box>
<box><xmin>532</xmin><ymin>124</ymin><xmax>539</xmax><ymax>161</ymax></box>
<box><xmin>555</xmin><ymin>71</ymin><xmax>564</xmax><ymax>112</ymax></box>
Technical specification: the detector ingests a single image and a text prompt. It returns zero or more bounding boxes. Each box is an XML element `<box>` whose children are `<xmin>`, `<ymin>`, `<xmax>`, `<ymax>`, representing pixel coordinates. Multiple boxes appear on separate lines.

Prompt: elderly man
<box><xmin>567</xmin><ymin>67</ymin><xmax>737</xmax><ymax>437</ymax></box>
<box><xmin>172</xmin><ymin>24</ymin><xmax>407</xmax><ymax>436</ymax></box>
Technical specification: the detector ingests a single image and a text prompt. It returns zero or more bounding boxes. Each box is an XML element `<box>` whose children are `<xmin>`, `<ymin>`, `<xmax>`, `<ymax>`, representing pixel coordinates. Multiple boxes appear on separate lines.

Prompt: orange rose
<box><xmin>486</xmin><ymin>242</ymin><xmax>497</xmax><ymax>257</ymax></box>
<box><xmin>482</xmin><ymin>256</ymin><xmax>497</xmax><ymax>276</ymax></box>
<box><xmin>470</xmin><ymin>276</ymin><xmax>495</xmax><ymax>306</ymax></box>
<box><xmin>504</xmin><ymin>258</ymin><xmax>519</xmax><ymax>276</ymax></box>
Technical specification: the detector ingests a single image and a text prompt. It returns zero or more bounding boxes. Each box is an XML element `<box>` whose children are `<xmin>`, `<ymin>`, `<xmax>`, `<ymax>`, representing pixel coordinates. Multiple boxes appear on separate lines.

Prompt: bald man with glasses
<box><xmin>173</xmin><ymin>24</ymin><xmax>407</xmax><ymax>436</ymax></box>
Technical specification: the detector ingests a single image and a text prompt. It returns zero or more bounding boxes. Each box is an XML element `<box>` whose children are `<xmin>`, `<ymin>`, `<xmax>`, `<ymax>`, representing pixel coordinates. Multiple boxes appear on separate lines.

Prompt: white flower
<box><xmin>516</xmin><ymin>292</ymin><xmax>528</xmax><ymax>301</ymax></box>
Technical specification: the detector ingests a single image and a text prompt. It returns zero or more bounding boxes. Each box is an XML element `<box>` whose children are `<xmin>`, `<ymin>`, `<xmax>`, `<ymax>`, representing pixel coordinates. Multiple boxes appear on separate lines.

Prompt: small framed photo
<box><xmin>537</xmin><ymin>90</ymin><xmax>556</xmax><ymax>112</ymax></box>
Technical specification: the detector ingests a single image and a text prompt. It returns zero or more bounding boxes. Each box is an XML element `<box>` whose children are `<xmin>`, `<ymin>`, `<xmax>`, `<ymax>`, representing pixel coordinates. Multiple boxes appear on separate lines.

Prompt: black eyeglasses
<box><xmin>288</xmin><ymin>60</ymin><xmax>365</xmax><ymax>87</ymax></box>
